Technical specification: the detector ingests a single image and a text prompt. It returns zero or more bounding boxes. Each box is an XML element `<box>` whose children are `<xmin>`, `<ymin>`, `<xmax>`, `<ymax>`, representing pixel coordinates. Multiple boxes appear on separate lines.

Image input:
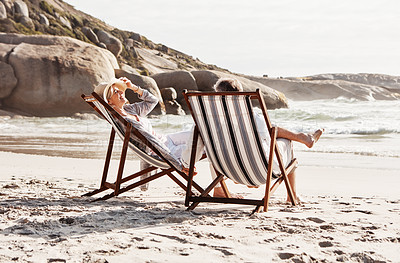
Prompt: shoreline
<box><xmin>0</xmin><ymin>150</ymin><xmax>399</xmax><ymax>262</ymax></box>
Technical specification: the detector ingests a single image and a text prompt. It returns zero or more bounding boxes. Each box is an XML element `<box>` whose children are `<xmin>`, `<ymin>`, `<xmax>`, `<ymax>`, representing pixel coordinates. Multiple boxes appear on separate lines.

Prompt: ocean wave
<box><xmin>307</xmin><ymin>149</ymin><xmax>400</xmax><ymax>158</ymax></box>
<box><xmin>351</xmin><ymin>128</ymin><xmax>399</xmax><ymax>135</ymax></box>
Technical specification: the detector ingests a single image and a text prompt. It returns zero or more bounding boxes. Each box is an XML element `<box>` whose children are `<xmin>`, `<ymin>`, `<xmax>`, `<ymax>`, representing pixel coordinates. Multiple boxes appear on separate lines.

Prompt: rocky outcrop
<box><xmin>304</xmin><ymin>73</ymin><xmax>400</xmax><ymax>93</ymax></box>
<box><xmin>246</xmin><ymin>74</ymin><xmax>400</xmax><ymax>101</ymax></box>
<box><xmin>0</xmin><ymin>33</ymin><xmax>119</xmax><ymax>116</ymax></box>
<box><xmin>151</xmin><ymin>70</ymin><xmax>198</xmax><ymax>111</ymax></box>
<box><xmin>115</xmin><ymin>69</ymin><xmax>165</xmax><ymax>115</ymax></box>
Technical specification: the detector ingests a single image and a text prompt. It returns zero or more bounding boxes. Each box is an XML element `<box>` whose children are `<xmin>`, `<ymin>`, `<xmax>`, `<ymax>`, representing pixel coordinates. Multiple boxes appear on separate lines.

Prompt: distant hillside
<box><xmin>0</xmin><ymin>0</ymin><xmax>228</xmax><ymax>75</ymax></box>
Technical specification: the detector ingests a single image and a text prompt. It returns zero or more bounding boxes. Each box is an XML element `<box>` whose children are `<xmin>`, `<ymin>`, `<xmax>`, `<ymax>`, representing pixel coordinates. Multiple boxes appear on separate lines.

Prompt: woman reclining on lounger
<box><xmin>94</xmin><ymin>77</ymin><xmax>197</xmax><ymax>189</ymax></box>
<box><xmin>180</xmin><ymin>78</ymin><xmax>324</xmax><ymax>202</ymax></box>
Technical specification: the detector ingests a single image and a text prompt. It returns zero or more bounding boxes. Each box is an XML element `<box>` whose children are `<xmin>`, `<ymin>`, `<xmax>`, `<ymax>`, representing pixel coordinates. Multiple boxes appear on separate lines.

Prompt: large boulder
<box><xmin>161</xmin><ymin>87</ymin><xmax>185</xmax><ymax>115</ymax></box>
<box><xmin>150</xmin><ymin>70</ymin><xmax>198</xmax><ymax>111</ymax></box>
<box><xmin>192</xmin><ymin>70</ymin><xmax>288</xmax><ymax>109</ymax></box>
<box><xmin>115</xmin><ymin>69</ymin><xmax>165</xmax><ymax>115</ymax></box>
<box><xmin>0</xmin><ymin>33</ymin><xmax>119</xmax><ymax>116</ymax></box>
<box><xmin>96</xmin><ymin>30</ymin><xmax>123</xmax><ymax>57</ymax></box>
<box><xmin>191</xmin><ymin>70</ymin><xmax>220</xmax><ymax>91</ymax></box>
<box><xmin>0</xmin><ymin>2</ymin><xmax>6</xmax><ymax>19</ymax></box>
<box><xmin>0</xmin><ymin>42</ymin><xmax>15</xmax><ymax>61</ymax></box>
<box><xmin>82</xmin><ymin>27</ymin><xmax>99</xmax><ymax>44</ymax></box>
<box><xmin>13</xmin><ymin>0</ymin><xmax>28</xmax><ymax>17</ymax></box>
<box><xmin>39</xmin><ymin>14</ymin><xmax>49</xmax><ymax>26</ymax></box>
<box><xmin>0</xmin><ymin>0</ymin><xmax>13</xmax><ymax>13</ymax></box>
<box><xmin>0</xmin><ymin>61</ymin><xmax>17</xmax><ymax>98</ymax></box>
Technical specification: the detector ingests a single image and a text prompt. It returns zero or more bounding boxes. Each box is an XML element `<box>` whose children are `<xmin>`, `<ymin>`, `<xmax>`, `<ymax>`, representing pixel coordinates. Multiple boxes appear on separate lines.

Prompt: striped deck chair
<box><xmin>183</xmin><ymin>90</ymin><xmax>298</xmax><ymax>212</ymax></box>
<box><xmin>81</xmin><ymin>92</ymin><xmax>205</xmax><ymax>201</ymax></box>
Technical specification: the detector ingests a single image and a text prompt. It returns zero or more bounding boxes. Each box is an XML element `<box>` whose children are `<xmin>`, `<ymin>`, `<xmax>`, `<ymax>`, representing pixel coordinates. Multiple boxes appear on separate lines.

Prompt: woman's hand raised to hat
<box><xmin>119</xmin><ymin>77</ymin><xmax>139</xmax><ymax>92</ymax></box>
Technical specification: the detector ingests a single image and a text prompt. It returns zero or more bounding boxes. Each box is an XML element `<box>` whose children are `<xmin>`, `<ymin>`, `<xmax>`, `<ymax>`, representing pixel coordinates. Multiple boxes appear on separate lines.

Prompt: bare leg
<box><xmin>277</xmin><ymin>127</ymin><xmax>324</xmax><ymax>148</ymax></box>
<box><xmin>285</xmin><ymin>170</ymin><xmax>298</xmax><ymax>203</ymax></box>
<box><xmin>213</xmin><ymin>186</ymin><xmax>243</xmax><ymax>198</ymax></box>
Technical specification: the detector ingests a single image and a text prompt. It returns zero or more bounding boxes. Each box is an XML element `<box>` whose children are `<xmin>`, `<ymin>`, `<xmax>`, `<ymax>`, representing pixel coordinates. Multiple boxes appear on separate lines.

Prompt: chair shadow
<box><xmin>0</xmin><ymin>195</ymin><xmax>249</xmax><ymax>240</ymax></box>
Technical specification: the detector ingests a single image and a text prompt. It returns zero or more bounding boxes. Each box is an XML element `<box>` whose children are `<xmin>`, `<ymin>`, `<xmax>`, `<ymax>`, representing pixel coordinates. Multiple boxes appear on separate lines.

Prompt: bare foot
<box><xmin>213</xmin><ymin>187</ymin><xmax>243</xmax><ymax>199</ymax></box>
<box><xmin>182</xmin><ymin>167</ymin><xmax>197</xmax><ymax>176</ymax></box>
<box><xmin>286</xmin><ymin>196</ymin><xmax>302</xmax><ymax>205</ymax></box>
<box><xmin>306</xmin><ymin>129</ymin><xmax>324</xmax><ymax>148</ymax></box>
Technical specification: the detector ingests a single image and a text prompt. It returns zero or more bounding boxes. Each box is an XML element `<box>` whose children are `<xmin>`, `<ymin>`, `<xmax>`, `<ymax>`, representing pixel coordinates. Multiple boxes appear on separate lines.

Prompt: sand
<box><xmin>0</xmin><ymin>151</ymin><xmax>399</xmax><ymax>263</ymax></box>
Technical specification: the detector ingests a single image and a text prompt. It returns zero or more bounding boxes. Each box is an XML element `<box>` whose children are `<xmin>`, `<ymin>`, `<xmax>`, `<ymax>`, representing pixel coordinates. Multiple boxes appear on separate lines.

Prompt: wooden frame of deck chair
<box><xmin>80</xmin><ymin>91</ymin><xmax>206</xmax><ymax>201</ymax></box>
<box><xmin>183</xmin><ymin>89</ymin><xmax>298</xmax><ymax>213</ymax></box>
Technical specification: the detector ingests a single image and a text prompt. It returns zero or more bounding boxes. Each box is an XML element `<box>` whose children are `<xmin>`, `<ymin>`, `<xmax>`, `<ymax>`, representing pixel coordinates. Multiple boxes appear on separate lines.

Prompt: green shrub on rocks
<box><xmin>68</xmin><ymin>13</ymin><xmax>83</xmax><ymax>27</ymax></box>
<box><xmin>73</xmin><ymin>28</ymin><xmax>90</xmax><ymax>43</ymax></box>
<box><xmin>140</xmin><ymin>69</ymin><xmax>150</xmax><ymax>76</ymax></box>
<box><xmin>39</xmin><ymin>1</ymin><xmax>55</xmax><ymax>16</ymax></box>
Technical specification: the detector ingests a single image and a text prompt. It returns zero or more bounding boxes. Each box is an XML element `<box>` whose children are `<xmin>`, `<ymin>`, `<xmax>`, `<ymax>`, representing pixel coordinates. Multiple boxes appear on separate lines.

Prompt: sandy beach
<box><xmin>0</xmin><ymin>149</ymin><xmax>399</xmax><ymax>263</ymax></box>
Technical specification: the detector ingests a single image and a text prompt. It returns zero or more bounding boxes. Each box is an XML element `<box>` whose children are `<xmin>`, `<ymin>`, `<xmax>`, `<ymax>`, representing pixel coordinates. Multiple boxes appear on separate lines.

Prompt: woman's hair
<box><xmin>213</xmin><ymin>78</ymin><xmax>243</xmax><ymax>92</ymax></box>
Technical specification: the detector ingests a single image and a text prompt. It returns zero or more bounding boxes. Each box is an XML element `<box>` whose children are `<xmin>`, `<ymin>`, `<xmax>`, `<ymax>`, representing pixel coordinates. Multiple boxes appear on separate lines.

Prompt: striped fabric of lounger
<box><xmin>188</xmin><ymin>94</ymin><xmax>278</xmax><ymax>187</ymax></box>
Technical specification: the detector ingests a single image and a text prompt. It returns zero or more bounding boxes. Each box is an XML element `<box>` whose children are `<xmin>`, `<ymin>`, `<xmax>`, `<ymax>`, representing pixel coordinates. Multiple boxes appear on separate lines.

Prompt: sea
<box><xmin>1</xmin><ymin>98</ymin><xmax>400</xmax><ymax>163</ymax></box>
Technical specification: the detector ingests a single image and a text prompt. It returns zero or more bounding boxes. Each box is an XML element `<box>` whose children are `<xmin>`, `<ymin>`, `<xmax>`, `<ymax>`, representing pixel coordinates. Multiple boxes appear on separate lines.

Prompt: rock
<box><xmin>161</xmin><ymin>87</ymin><xmax>185</xmax><ymax>115</ymax></box>
<box><xmin>0</xmin><ymin>2</ymin><xmax>6</xmax><ymax>19</ymax></box>
<box><xmin>136</xmin><ymin>48</ymin><xmax>178</xmax><ymax>75</ymax></box>
<box><xmin>191</xmin><ymin>70</ymin><xmax>220</xmax><ymax>91</ymax></box>
<box><xmin>97</xmin><ymin>42</ymin><xmax>107</xmax><ymax>49</ymax></box>
<box><xmin>82</xmin><ymin>27</ymin><xmax>98</xmax><ymax>44</ymax></box>
<box><xmin>58</xmin><ymin>15</ymin><xmax>71</xmax><ymax>29</ymax></box>
<box><xmin>96</xmin><ymin>30</ymin><xmax>122</xmax><ymax>57</ymax></box>
<box><xmin>124</xmin><ymin>39</ymin><xmax>138</xmax><ymax>58</ymax></box>
<box><xmin>144</xmin><ymin>40</ymin><xmax>155</xmax><ymax>49</ymax></box>
<box><xmin>0</xmin><ymin>61</ymin><xmax>17</xmax><ymax>98</ymax></box>
<box><xmin>0</xmin><ymin>42</ymin><xmax>15</xmax><ymax>61</ymax></box>
<box><xmin>160</xmin><ymin>87</ymin><xmax>177</xmax><ymax>101</ymax></box>
<box><xmin>19</xmin><ymin>16</ymin><xmax>34</xmax><ymax>30</ymax></box>
<box><xmin>13</xmin><ymin>0</ymin><xmax>28</xmax><ymax>17</ymax></box>
<box><xmin>120</xmin><ymin>63</ymin><xmax>139</xmax><ymax>74</ymax></box>
<box><xmin>130</xmin><ymin>32</ymin><xmax>142</xmax><ymax>42</ymax></box>
<box><xmin>0</xmin><ymin>33</ymin><xmax>119</xmax><ymax>116</ymax></box>
<box><xmin>115</xmin><ymin>69</ymin><xmax>165</xmax><ymax>115</ymax></box>
<box><xmin>306</xmin><ymin>73</ymin><xmax>400</xmax><ymax>93</ymax></box>
<box><xmin>151</xmin><ymin>70</ymin><xmax>198</xmax><ymax>112</ymax></box>
<box><xmin>39</xmin><ymin>14</ymin><xmax>49</xmax><ymax>26</ymax></box>
<box><xmin>0</xmin><ymin>0</ymin><xmax>13</xmax><ymax>13</ymax></box>
<box><xmin>192</xmin><ymin>70</ymin><xmax>288</xmax><ymax>109</ymax></box>
<box><xmin>158</xmin><ymin>44</ymin><xmax>169</xmax><ymax>54</ymax></box>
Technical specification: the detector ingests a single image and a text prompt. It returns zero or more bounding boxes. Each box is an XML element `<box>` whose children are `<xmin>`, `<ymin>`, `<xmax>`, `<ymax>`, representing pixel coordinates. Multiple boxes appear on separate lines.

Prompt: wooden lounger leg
<box><xmin>114</xmin><ymin>123</ymin><xmax>132</xmax><ymax>196</ymax></box>
<box><xmin>82</xmin><ymin>128</ymin><xmax>115</xmax><ymax>197</ymax></box>
<box><xmin>264</xmin><ymin>127</ymin><xmax>277</xmax><ymax>212</ymax></box>
<box><xmin>187</xmin><ymin>174</ymin><xmax>225</xmax><ymax>211</ymax></box>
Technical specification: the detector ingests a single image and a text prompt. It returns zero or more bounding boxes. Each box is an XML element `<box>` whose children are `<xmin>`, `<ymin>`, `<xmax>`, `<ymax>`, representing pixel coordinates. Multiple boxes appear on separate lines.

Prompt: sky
<box><xmin>65</xmin><ymin>0</ymin><xmax>400</xmax><ymax>77</ymax></box>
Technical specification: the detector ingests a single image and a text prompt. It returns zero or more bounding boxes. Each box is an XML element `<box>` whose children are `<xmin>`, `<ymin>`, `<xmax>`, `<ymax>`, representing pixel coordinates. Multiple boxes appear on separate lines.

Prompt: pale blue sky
<box><xmin>65</xmin><ymin>0</ymin><xmax>400</xmax><ymax>77</ymax></box>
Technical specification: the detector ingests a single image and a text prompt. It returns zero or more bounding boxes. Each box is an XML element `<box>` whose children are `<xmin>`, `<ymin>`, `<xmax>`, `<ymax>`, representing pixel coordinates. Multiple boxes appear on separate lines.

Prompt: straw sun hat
<box><xmin>94</xmin><ymin>78</ymin><xmax>126</xmax><ymax>102</ymax></box>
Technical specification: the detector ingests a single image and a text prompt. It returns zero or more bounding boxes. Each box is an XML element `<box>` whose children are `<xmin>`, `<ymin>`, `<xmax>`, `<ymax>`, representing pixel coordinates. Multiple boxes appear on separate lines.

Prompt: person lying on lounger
<box><xmin>94</xmin><ymin>77</ymin><xmax>197</xmax><ymax>190</ymax></box>
<box><xmin>180</xmin><ymin>78</ymin><xmax>324</xmax><ymax>202</ymax></box>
